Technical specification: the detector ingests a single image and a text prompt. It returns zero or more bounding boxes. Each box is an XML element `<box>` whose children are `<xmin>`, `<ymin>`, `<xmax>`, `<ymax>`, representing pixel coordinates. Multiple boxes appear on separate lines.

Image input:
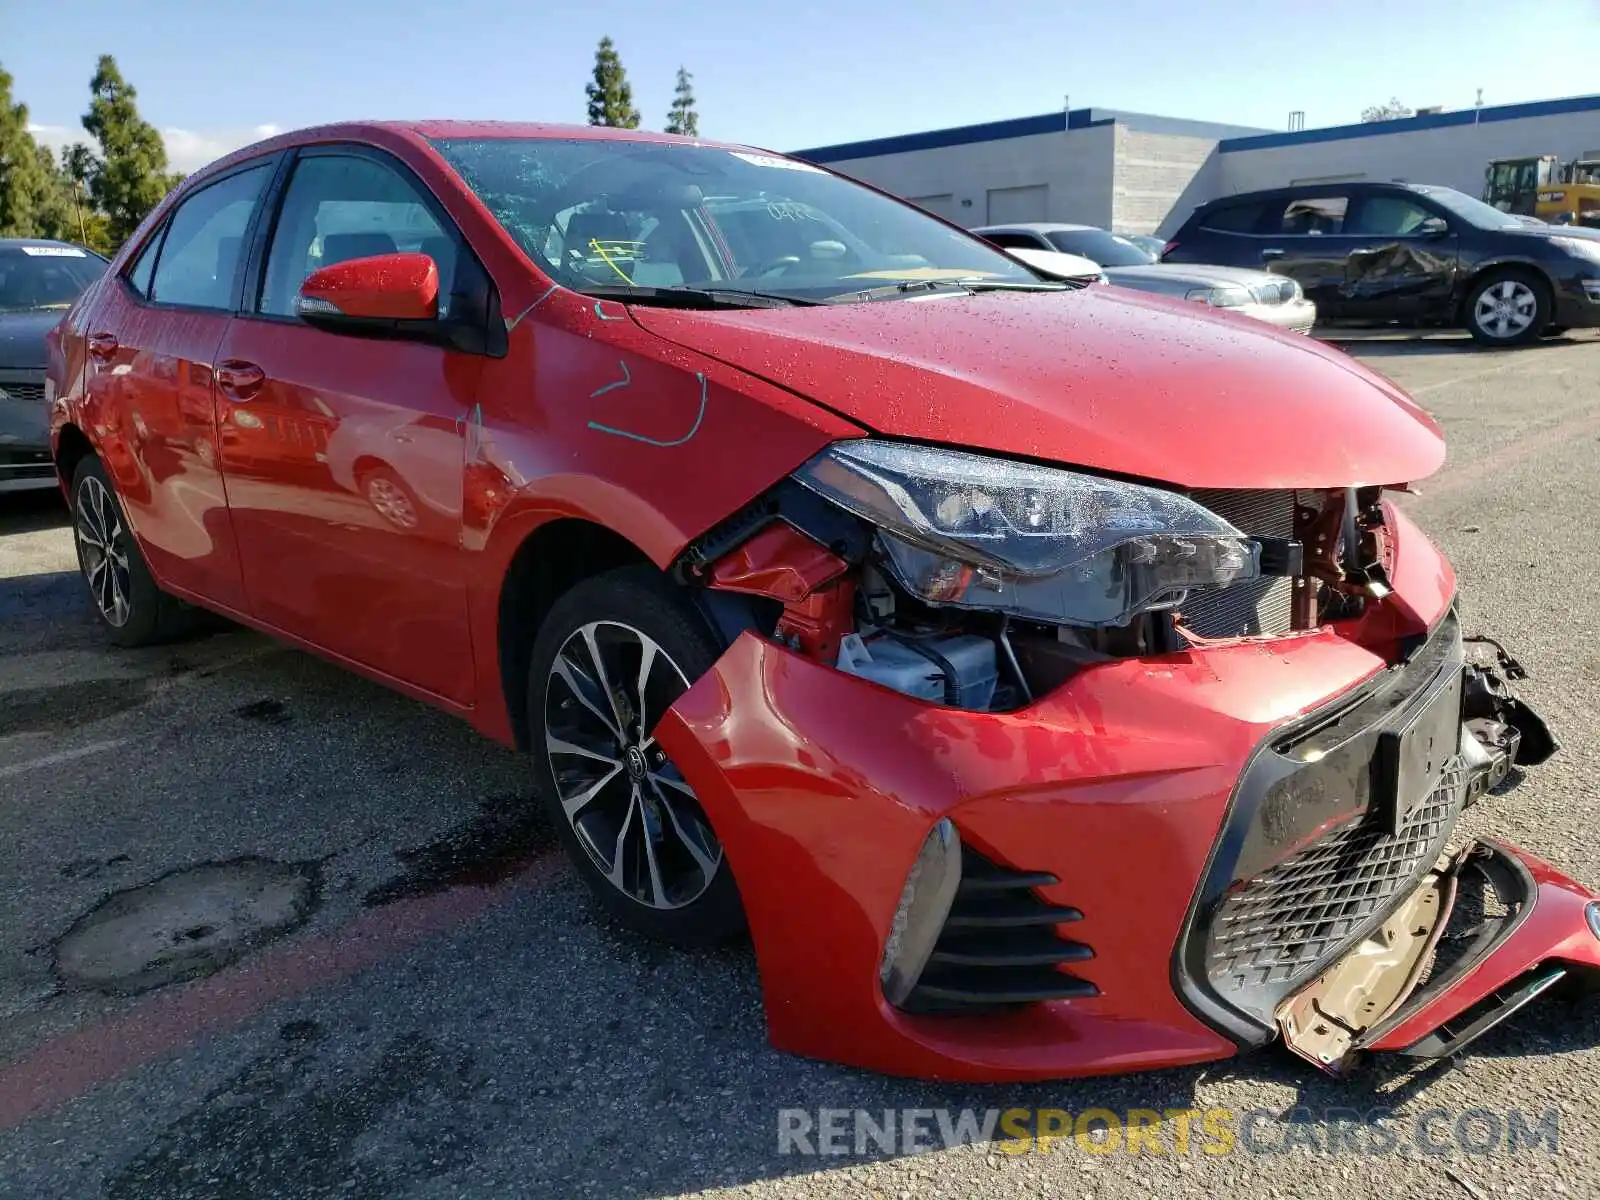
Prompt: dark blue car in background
<box><xmin>1</xmin><ymin>239</ymin><xmax>108</xmax><ymax>493</ymax></box>
<box><xmin>1163</xmin><ymin>182</ymin><xmax>1600</xmax><ymax>346</ymax></box>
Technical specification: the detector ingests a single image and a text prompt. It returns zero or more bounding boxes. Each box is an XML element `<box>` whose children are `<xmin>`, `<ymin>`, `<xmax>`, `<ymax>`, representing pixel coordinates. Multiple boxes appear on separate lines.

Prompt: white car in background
<box><xmin>977</xmin><ymin>222</ymin><xmax>1318</xmax><ymax>335</ymax></box>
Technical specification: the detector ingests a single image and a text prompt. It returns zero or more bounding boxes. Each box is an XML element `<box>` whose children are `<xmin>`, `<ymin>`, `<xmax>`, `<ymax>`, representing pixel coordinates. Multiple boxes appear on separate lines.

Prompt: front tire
<box><xmin>1464</xmin><ymin>270</ymin><xmax>1549</xmax><ymax>346</ymax></box>
<box><xmin>69</xmin><ymin>453</ymin><xmax>193</xmax><ymax>647</ymax></box>
<box><xmin>526</xmin><ymin>566</ymin><xmax>745</xmax><ymax>944</ymax></box>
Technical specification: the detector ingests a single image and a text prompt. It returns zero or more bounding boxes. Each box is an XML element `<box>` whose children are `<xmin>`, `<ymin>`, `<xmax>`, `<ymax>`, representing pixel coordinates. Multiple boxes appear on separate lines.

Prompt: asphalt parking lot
<box><xmin>2</xmin><ymin>330</ymin><xmax>1599</xmax><ymax>1200</ymax></box>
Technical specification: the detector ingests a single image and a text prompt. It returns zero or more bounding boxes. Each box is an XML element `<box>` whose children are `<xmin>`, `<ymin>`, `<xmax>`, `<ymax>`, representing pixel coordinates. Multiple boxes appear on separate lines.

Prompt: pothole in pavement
<box><xmin>363</xmin><ymin>795</ymin><xmax>553</xmax><ymax>906</ymax></box>
<box><xmin>0</xmin><ymin>677</ymin><xmax>154</xmax><ymax>736</ymax></box>
<box><xmin>53</xmin><ymin>857</ymin><xmax>320</xmax><ymax>995</ymax></box>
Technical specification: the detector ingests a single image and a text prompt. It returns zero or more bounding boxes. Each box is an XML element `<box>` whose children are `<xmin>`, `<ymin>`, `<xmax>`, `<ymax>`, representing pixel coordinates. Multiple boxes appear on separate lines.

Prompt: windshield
<box><xmin>1044</xmin><ymin>229</ymin><xmax>1156</xmax><ymax>266</ymax></box>
<box><xmin>0</xmin><ymin>247</ymin><xmax>106</xmax><ymax>313</ymax></box>
<box><xmin>430</xmin><ymin>138</ymin><xmax>1040</xmax><ymax>301</ymax></box>
<box><xmin>1410</xmin><ymin>186</ymin><xmax>1523</xmax><ymax>230</ymax></box>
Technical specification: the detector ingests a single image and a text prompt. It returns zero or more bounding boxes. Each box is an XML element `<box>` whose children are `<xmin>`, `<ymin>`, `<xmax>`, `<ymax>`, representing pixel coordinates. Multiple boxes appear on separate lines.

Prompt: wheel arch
<box><xmin>1455</xmin><ymin>258</ymin><xmax>1555</xmax><ymax>324</ymax></box>
<box><xmin>53</xmin><ymin>422</ymin><xmax>95</xmax><ymax>497</ymax></box>
<box><xmin>495</xmin><ymin>517</ymin><xmax>653</xmax><ymax>751</ymax></box>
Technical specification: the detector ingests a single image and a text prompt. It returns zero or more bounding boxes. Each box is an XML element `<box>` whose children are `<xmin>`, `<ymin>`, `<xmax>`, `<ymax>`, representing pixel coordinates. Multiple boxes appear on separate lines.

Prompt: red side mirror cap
<box><xmin>296</xmin><ymin>252</ymin><xmax>439</xmax><ymax>322</ymax></box>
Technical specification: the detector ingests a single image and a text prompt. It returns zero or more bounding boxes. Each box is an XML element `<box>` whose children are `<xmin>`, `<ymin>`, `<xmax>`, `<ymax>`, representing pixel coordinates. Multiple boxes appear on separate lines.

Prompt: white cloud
<box><xmin>27</xmin><ymin>122</ymin><xmax>282</xmax><ymax>174</ymax></box>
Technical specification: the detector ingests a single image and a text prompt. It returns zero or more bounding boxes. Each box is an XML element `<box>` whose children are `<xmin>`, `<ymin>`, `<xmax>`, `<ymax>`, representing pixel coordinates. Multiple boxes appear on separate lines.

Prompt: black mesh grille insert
<box><xmin>902</xmin><ymin>845</ymin><xmax>1096</xmax><ymax>1015</ymax></box>
<box><xmin>1</xmin><ymin>381</ymin><xmax>46</xmax><ymax>404</ymax></box>
<box><xmin>1206</xmin><ymin>758</ymin><xmax>1466</xmax><ymax>998</ymax></box>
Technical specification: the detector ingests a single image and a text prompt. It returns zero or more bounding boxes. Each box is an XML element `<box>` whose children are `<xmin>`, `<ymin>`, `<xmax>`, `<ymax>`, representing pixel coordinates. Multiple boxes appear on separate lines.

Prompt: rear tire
<box><xmin>69</xmin><ymin>453</ymin><xmax>194</xmax><ymax>647</ymax></box>
<box><xmin>525</xmin><ymin>566</ymin><xmax>745</xmax><ymax>945</ymax></box>
<box><xmin>1463</xmin><ymin>270</ymin><xmax>1549</xmax><ymax>346</ymax></box>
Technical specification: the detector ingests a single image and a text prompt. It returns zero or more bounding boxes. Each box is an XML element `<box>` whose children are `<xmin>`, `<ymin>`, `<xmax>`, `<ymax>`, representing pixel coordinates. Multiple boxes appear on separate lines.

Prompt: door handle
<box><xmin>87</xmin><ymin>332</ymin><xmax>119</xmax><ymax>362</ymax></box>
<box><xmin>1260</xmin><ymin>247</ymin><xmax>1286</xmax><ymax>261</ymax></box>
<box><xmin>216</xmin><ymin>359</ymin><xmax>265</xmax><ymax>401</ymax></box>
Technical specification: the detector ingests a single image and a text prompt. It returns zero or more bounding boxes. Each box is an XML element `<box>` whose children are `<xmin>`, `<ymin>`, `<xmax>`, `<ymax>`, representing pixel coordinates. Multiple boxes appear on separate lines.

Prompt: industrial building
<box><xmin>791</xmin><ymin>94</ymin><xmax>1600</xmax><ymax>236</ymax></box>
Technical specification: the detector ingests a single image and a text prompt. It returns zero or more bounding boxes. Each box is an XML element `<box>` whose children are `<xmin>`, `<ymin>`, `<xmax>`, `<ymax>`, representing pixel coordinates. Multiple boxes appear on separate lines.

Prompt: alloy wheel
<box><xmin>1473</xmin><ymin>279</ymin><xmax>1537</xmax><ymax>339</ymax></box>
<box><xmin>543</xmin><ymin>620</ymin><xmax>723</xmax><ymax>910</ymax></box>
<box><xmin>366</xmin><ymin>476</ymin><xmax>419</xmax><ymax>529</ymax></box>
<box><xmin>74</xmin><ymin>475</ymin><xmax>133</xmax><ymax>627</ymax></box>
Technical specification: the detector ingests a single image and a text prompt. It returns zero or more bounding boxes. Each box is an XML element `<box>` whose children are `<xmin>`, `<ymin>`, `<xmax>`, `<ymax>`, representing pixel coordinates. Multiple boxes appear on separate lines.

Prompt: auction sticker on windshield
<box><xmin>20</xmin><ymin>246</ymin><xmax>87</xmax><ymax>256</ymax></box>
<box><xmin>730</xmin><ymin>151</ymin><xmax>824</xmax><ymax>172</ymax></box>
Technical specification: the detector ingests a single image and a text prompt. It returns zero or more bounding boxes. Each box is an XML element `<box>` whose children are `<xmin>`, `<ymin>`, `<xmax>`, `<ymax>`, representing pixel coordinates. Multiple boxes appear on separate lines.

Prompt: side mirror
<box><xmin>296</xmin><ymin>252</ymin><xmax>439</xmax><ymax>324</ymax></box>
<box><xmin>1417</xmin><ymin>216</ymin><xmax>1449</xmax><ymax>238</ymax></box>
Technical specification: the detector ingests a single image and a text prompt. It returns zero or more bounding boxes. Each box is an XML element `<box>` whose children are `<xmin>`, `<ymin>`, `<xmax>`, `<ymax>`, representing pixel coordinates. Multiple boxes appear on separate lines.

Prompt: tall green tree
<box><xmin>665</xmin><ymin>67</ymin><xmax>698</xmax><ymax>137</ymax></box>
<box><xmin>585</xmin><ymin>37</ymin><xmax>640</xmax><ymax>129</ymax></box>
<box><xmin>80</xmin><ymin>55</ymin><xmax>173</xmax><ymax>247</ymax></box>
<box><xmin>31</xmin><ymin>144</ymin><xmax>82</xmax><ymax>243</ymax></box>
<box><xmin>0</xmin><ymin>63</ymin><xmax>60</xmax><ymax>238</ymax></box>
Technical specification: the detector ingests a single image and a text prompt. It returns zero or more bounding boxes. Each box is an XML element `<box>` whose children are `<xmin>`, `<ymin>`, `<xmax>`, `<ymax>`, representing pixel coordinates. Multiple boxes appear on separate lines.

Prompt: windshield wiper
<box><xmin>828</xmin><ymin>277</ymin><xmax>1077</xmax><ymax>303</ymax></box>
<box><xmin>579</xmin><ymin>284</ymin><xmax>819</xmax><ymax>309</ymax></box>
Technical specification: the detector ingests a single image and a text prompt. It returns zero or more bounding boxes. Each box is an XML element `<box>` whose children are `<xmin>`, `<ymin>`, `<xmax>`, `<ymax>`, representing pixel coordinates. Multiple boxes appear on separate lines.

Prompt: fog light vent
<box><xmin>895</xmin><ymin>843</ymin><xmax>1097</xmax><ymax>1015</ymax></box>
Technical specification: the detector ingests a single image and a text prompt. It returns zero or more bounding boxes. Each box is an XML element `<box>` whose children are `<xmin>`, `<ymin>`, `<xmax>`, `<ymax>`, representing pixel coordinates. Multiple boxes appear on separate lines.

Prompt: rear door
<box><xmin>1254</xmin><ymin>192</ymin><xmax>1357</xmax><ymax>315</ymax></box>
<box><xmin>77</xmin><ymin>160</ymin><xmax>276</xmax><ymax>612</ymax></box>
<box><xmin>1165</xmin><ymin>198</ymin><xmax>1270</xmax><ymax>266</ymax></box>
<box><xmin>213</xmin><ymin>145</ymin><xmax>483</xmax><ymax>702</ymax></box>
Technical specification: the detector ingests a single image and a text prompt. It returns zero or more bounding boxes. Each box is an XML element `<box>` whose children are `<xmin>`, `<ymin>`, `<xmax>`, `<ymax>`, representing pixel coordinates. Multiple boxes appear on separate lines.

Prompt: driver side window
<box><xmin>258</xmin><ymin>152</ymin><xmax>457</xmax><ymax>318</ymax></box>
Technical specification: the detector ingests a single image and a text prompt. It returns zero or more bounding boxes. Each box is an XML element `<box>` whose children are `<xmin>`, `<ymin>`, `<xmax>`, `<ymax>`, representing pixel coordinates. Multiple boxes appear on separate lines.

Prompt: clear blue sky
<box><xmin>6</xmin><ymin>0</ymin><xmax>1599</xmax><ymax>170</ymax></box>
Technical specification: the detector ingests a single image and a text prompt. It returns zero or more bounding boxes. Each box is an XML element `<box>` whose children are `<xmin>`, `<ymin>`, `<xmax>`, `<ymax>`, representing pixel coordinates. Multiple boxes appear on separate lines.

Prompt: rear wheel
<box><xmin>526</xmin><ymin>566</ymin><xmax>745</xmax><ymax>944</ymax></box>
<box><xmin>69</xmin><ymin>454</ymin><xmax>193</xmax><ymax>646</ymax></box>
<box><xmin>1464</xmin><ymin>270</ymin><xmax>1549</xmax><ymax>346</ymax></box>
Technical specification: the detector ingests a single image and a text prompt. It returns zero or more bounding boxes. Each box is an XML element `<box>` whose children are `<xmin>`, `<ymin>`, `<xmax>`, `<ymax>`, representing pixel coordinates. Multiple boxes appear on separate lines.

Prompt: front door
<box><xmin>214</xmin><ymin>147</ymin><xmax>483</xmax><ymax>703</ymax></box>
<box><xmin>78</xmin><ymin>160</ymin><xmax>276</xmax><ymax>613</ymax></box>
<box><xmin>1336</xmin><ymin>192</ymin><xmax>1458</xmax><ymax>320</ymax></box>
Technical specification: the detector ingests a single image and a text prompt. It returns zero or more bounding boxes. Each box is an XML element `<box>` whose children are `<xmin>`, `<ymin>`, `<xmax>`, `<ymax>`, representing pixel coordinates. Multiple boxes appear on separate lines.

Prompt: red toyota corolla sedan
<box><xmin>46</xmin><ymin>121</ymin><xmax>1592</xmax><ymax>1082</ymax></box>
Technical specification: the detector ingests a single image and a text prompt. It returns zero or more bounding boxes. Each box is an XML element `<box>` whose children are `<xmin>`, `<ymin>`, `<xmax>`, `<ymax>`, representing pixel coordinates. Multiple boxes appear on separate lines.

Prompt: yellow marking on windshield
<box><xmin>589</xmin><ymin>238</ymin><xmax>645</xmax><ymax>285</ymax></box>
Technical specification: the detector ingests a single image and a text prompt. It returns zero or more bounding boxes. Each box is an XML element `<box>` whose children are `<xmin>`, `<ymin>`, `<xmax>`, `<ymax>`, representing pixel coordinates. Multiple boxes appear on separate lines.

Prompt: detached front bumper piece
<box><xmin>654</xmin><ymin>599</ymin><xmax>1581</xmax><ymax>1082</ymax></box>
<box><xmin>1280</xmin><ymin>838</ymin><xmax>1600</xmax><ymax>1072</ymax></box>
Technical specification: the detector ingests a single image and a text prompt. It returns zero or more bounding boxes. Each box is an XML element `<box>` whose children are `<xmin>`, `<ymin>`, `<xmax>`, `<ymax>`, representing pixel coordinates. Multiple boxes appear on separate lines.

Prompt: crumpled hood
<box><xmin>630</xmin><ymin>286</ymin><xmax>1444</xmax><ymax>489</ymax></box>
<box><xmin>0</xmin><ymin>310</ymin><xmax>64</xmax><ymax>370</ymax></box>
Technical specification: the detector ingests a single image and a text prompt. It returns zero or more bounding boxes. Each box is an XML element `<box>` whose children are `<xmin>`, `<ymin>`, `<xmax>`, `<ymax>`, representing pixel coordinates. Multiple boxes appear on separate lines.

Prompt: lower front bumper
<box><xmin>1552</xmin><ymin>276</ymin><xmax>1600</xmax><ymax>327</ymax></box>
<box><xmin>1363</xmin><ymin>839</ymin><xmax>1600</xmax><ymax>1061</ymax></box>
<box><xmin>0</xmin><ymin>373</ymin><xmax>54</xmax><ymax>492</ymax></box>
<box><xmin>655</xmin><ymin>597</ymin><xmax>1578</xmax><ymax>1083</ymax></box>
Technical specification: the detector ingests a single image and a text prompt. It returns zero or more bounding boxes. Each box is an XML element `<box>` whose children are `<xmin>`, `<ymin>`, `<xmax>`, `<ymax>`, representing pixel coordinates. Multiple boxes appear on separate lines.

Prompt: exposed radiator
<box><xmin>1180</xmin><ymin>489</ymin><xmax>1298</xmax><ymax>640</ymax></box>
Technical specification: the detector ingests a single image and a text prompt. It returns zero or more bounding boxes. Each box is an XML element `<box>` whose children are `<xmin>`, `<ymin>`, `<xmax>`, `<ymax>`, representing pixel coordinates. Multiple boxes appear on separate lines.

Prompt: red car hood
<box><xmin>630</xmin><ymin>287</ymin><xmax>1445</xmax><ymax>489</ymax></box>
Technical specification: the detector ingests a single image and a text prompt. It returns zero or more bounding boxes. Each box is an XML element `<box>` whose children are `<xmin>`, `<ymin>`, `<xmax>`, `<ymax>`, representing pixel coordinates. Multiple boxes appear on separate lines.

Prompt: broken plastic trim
<box><xmin>1277</xmin><ymin>847</ymin><xmax>1458</xmax><ymax>1074</ymax></box>
<box><xmin>880</xmin><ymin>819</ymin><xmax>963</xmax><ymax>1007</ymax></box>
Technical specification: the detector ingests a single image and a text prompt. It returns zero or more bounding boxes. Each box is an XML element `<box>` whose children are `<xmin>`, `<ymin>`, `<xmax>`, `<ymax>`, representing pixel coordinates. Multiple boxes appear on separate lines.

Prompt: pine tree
<box><xmin>0</xmin><ymin>64</ymin><xmax>59</xmax><ymax>238</ymax></box>
<box><xmin>81</xmin><ymin>55</ymin><xmax>173</xmax><ymax>248</ymax></box>
<box><xmin>665</xmin><ymin>67</ymin><xmax>698</xmax><ymax>137</ymax></box>
<box><xmin>585</xmin><ymin>37</ymin><xmax>640</xmax><ymax>129</ymax></box>
<box><xmin>31</xmin><ymin>144</ymin><xmax>81</xmax><ymax>243</ymax></box>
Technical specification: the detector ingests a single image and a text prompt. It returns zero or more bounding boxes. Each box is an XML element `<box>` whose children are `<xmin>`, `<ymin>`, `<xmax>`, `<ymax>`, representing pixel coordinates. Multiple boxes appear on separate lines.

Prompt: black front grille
<box><xmin>902</xmin><ymin>846</ymin><xmax>1096</xmax><ymax>1014</ymax></box>
<box><xmin>1207</xmin><ymin>758</ymin><xmax>1465</xmax><ymax>995</ymax></box>
<box><xmin>1175</xmin><ymin>608</ymin><xmax>1468</xmax><ymax>1043</ymax></box>
<box><xmin>1182</xmin><ymin>489</ymin><xmax>1298</xmax><ymax>639</ymax></box>
<box><xmin>1</xmin><ymin>381</ymin><xmax>46</xmax><ymax>404</ymax></box>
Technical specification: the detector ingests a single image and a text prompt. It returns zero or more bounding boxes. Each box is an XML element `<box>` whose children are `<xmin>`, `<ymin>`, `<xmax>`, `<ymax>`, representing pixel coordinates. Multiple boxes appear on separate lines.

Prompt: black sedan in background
<box><xmin>1163</xmin><ymin>182</ymin><xmax>1600</xmax><ymax>345</ymax></box>
<box><xmin>1</xmin><ymin>239</ymin><xmax>108</xmax><ymax>492</ymax></box>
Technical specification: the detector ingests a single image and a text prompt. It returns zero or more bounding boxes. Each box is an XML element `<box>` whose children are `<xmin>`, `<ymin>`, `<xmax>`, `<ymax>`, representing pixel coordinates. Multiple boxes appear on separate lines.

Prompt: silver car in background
<box><xmin>975</xmin><ymin>222</ymin><xmax>1318</xmax><ymax>335</ymax></box>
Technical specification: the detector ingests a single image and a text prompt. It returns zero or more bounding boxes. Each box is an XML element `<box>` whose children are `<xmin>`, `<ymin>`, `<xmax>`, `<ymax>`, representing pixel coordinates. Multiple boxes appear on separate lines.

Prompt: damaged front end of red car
<box><xmin>650</xmin><ymin>442</ymin><xmax>1581</xmax><ymax>1082</ymax></box>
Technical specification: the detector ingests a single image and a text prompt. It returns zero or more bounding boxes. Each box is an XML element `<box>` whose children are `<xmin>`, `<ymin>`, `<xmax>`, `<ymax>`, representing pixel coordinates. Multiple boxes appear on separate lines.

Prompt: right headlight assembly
<box><xmin>793</xmin><ymin>440</ymin><xmax>1260</xmax><ymax>628</ymax></box>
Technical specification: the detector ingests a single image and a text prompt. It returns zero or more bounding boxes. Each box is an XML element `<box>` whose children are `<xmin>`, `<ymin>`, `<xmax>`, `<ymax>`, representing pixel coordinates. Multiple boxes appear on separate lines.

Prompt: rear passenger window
<box><xmin>258</xmin><ymin>154</ymin><xmax>456</xmax><ymax>318</ymax></box>
<box><xmin>149</xmin><ymin>165</ymin><xmax>272</xmax><ymax>309</ymax></box>
<box><xmin>125</xmin><ymin>230</ymin><xmax>163</xmax><ymax>298</ymax></box>
<box><xmin>1276</xmin><ymin>195</ymin><xmax>1348</xmax><ymax>236</ymax></box>
<box><xmin>1198</xmin><ymin>202</ymin><xmax>1266</xmax><ymax>233</ymax></box>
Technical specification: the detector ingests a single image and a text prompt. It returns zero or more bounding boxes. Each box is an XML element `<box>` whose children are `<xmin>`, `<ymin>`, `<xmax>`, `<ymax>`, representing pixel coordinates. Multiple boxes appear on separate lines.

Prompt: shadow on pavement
<box><xmin>0</xmin><ymin>489</ymin><xmax>70</xmax><ymax>536</ymax></box>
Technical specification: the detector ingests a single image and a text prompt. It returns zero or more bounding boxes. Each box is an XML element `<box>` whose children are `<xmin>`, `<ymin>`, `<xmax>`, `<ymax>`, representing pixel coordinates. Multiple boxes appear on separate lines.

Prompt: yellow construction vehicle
<box><xmin>1482</xmin><ymin>154</ymin><xmax>1600</xmax><ymax>227</ymax></box>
